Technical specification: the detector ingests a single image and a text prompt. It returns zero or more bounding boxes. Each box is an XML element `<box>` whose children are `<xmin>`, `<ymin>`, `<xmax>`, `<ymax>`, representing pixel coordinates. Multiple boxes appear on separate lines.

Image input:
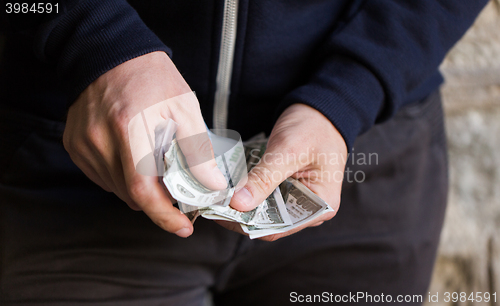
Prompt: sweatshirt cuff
<box><xmin>275</xmin><ymin>55</ymin><xmax>386</xmax><ymax>151</ymax></box>
<box><xmin>39</xmin><ymin>0</ymin><xmax>171</xmax><ymax>104</ymax></box>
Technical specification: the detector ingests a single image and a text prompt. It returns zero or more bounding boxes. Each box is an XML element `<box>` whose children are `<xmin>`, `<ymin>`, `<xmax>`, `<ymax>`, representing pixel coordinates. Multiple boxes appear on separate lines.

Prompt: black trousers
<box><xmin>0</xmin><ymin>91</ymin><xmax>447</xmax><ymax>305</ymax></box>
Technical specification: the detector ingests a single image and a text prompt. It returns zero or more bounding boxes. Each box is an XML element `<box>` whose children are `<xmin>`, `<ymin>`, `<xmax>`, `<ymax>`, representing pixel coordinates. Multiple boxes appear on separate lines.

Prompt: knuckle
<box><xmin>154</xmin><ymin>217</ymin><xmax>169</xmax><ymax>231</ymax></box>
<box><xmin>267</xmin><ymin>235</ymin><xmax>278</xmax><ymax>242</ymax></box>
<box><xmin>63</xmin><ymin>129</ymin><xmax>81</xmax><ymax>155</ymax></box>
<box><xmin>108</xmin><ymin>106</ymin><xmax>131</xmax><ymax>136</ymax></box>
<box><xmin>65</xmin><ymin>137</ymin><xmax>86</xmax><ymax>156</ymax></box>
<box><xmin>183</xmin><ymin>137</ymin><xmax>213</xmax><ymax>162</ymax></box>
<box><xmin>169</xmin><ymin>96</ymin><xmax>201</xmax><ymax>117</ymax></box>
<box><xmin>262</xmin><ymin>234</ymin><xmax>280</xmax><ymax>242</ymax></box>
<box><xmin>248</xmin><ymin>166</ymin><xmax>274</xmax><ymax>194</ymax></box>
<box><xmin>328</xmin><ymin>192</ymin><xmax>341</xmax><ymax>209</ymax></box>
<box><xmin>154</xmin><ymin>215</ymin><xmax>181</xmax><ymax>233</ymax></box>
<box><xmin>269</xmin><ymin>134</ymin><xmax>297</xmax><ymax>153</ymax></box>
<box><xmin>85</xmin><ymin>126</ymin><xmax>111</xmax><ymax>158</ymax></box>
<box><xmin>128</xmin><ymin>180</ymin><xmax>149</xmax><ymax>202</ymax></box>
<box><xmin>127</xmin><ymin>203</ymin><xmax>142</xmax><ymax>211</ymax></box>
<box><xmin>272</xmin><ymin>133</ymin><xmax>297</xmax><ymax>150</ymax></box>
<box><xmin>85</xmin><ymin>125</ymin><xmax>101</xmax><ymax>145</ymax></box>
<box><xmin>267</xmin><ymin>137</ymin><xmax>305</xmax><ymax>164</ymax></box>
<box><xmin>62</xmin><ymin>131</ymin><xmax>72</xmax><ymax>152</ymax></box>
<box><xmin>73</xmin><ymin>140</ymin><xmax>89</xmax><ymax>155</ymax></box>
<box><xmin>197</xmin><ymin>138</ymin><xmax>213</xmax><ymax>159</ymax></box>
<box><xmin>181</xmin><ymin>96</ymin><xmax>201</xmax><ymax>112</ymax></box>
<box><xmin>323</xmin><ymin>210</ymin><xmax>338</xmax><ymax>221</ymax></box>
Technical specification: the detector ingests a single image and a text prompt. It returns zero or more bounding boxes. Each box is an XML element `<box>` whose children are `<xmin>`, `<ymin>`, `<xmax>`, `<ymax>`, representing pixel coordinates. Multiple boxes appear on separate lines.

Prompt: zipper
<box><xmin>213</xmin><ymin>0</ymin><xmax>239</xmax><ymax>131</ymax></box>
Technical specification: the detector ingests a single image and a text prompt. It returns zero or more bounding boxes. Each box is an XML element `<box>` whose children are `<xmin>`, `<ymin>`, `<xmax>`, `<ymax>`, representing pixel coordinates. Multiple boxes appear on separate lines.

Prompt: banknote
<box><xmin>241</xmin><ymin>178</ymin><xmax>334</xmax><ymax>239</ymax></box>
<box><xmin>243</xmin><ymin>133</ymin><xmax>267</xmax><ymax>171</ymax></box>
<box><xmin>162</xmin><ymin>131</ymin><xmax>332</xmax><ymax>239</ymax></box>
<box><xmin>211</xmin><ymin>131</ymin><xmax>248</xmax><ymax>191</ymax></box>
<box><xmin>199</xmin><ymin>187</ymin><xmax>292</xmax><ymax>227</ymax></box>
<box><xmin>154</xmin><ymin>119</ymin><xmax>177</xmax><ymax>177</ymax></box>
<box><xmin>163</xmin><ymin>136</ymin><xmax>246</xmax><ymax>207</ymax></box>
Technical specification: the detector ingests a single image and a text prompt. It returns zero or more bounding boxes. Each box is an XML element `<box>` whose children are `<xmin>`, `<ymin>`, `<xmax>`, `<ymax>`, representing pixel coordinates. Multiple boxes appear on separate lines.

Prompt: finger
<box><xmin>63</xmin><ymin>125</ymin><xmax>113</xmax><ymax>192</ymax></box>
<box><xmin>91</xmin><ymin>139</ymin><xmax>143</xmax><ymax>211</ymax></box>
<box><xmin>161</xmin><ymin>182</ymin><xmax>177</xmax><ymax>204</ymax></box>
<box><xmin>230</xmin><ymin>140</ymin><xmax>307</xmax><ymax>211</ymax></box>
<box><xmin>78</xmin><ymin>155</ymin><xmax>143</xmax><ymax>210</ymax></box>
<box><xmin>64</xmin><ymin>118</ymin><xmax>140</xmax><ymax>209</ymax></box>
<box><xmin>216</xmin><ymin>211</ymin><xmax>334</xmax><ymax>242</ymax></box>
<box><xmin>129</xmin><ymin>173</ymin><xmax>193</xmax><ymax>237</ymax></box>
<box><xmin>121</xmin><ymin>144</ymin><xmax>194</xmax><ymax>237</ymax></box>
<box><xmin>75</xmin><ymin>141</ymin><xmax>143</xmax><ymax>210</ymax></box>
<box><xmin>167</xmin><ymin>93</ymin><xmax>227</xmax><ymax>191</ymax></box>
<box><xmin>310</xmin><ymin>221</ymin><xmax>324</xmax><ymax>227</ymax></box>
<box><xmin>120</xmin><ymin>111</ymin><xmax>193</xmax><ymax>235</ymax></box>
<box><xmin>296</xmin><ymin>177</ymin><xmax>342</xmax><ymax>211</ymax></box>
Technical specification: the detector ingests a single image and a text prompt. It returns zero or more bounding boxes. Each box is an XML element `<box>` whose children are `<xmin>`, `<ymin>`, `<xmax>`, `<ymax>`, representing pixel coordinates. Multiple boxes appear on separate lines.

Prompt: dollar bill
<box><xmin>240</xmin><ymin>178</ymin><xmax>334</xmax><ymax>239</ymax></box>
<box><xmin>212</xmin><ymin>133</ymin><xmax>248</xmax><ymax>191</ymax></box>
<box><xmin>163</xmin><ymin>137</ymin><xmax>246</xmax><ymax>207</ymax></box>
<box><xmin>154</xmin><ymin>119</ymin><xmax>178</xmax><ymax>177</ymax></box>
<box><xmin>162</xmin><ymin>132</ymin><xmax>332</xmax><ymax>239</ymax></box>
<box><xmin>242</xmin><ymin>133</ymin><xmax>267</xmax><ymax>171</ymax></box>
<box><xmin>199</xmin><ymin>187</ymin><xmax>292</xmax><ymax>227</ymax></box>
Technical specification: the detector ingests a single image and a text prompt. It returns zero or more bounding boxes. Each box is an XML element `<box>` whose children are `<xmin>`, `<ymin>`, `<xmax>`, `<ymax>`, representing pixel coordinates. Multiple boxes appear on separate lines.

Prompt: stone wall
<box><xmin>425</xmin><ymin>1</ymin><xmax>500</xmax><ymax>305</ymax></box>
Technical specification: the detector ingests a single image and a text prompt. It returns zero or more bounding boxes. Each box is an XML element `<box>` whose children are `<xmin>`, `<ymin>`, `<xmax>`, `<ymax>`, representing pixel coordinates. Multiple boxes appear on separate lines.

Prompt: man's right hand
<box><xmin>63</xmin><ymin>51</ymin><xmax>226</xmax><ymax>238</ymax></box>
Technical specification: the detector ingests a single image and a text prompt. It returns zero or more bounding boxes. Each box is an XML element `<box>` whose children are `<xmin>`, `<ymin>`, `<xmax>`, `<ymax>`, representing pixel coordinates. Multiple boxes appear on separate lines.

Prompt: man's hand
<box><xmin>63</xmin><ymin>52</ymin><xmax>226</xmax><ymax>238</ymax></box>
<box><xmin>222</xmin><ymin>103</ymin><xmax>348</xmax><ymax>241</ymax></box>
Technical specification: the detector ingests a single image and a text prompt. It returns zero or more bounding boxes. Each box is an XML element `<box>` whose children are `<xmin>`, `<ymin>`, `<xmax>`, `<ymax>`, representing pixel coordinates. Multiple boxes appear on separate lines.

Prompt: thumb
<box><xmin>230</xmin><ymin>141</ymin><xmax>306</xmax><ymax>211</ymax></box>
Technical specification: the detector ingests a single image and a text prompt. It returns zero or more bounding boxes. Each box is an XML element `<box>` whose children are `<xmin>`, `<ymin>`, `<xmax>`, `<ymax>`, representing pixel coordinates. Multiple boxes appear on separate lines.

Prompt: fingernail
<box><xmin>233</xmin><ymin>187</ymin><xmax>253</xmax><ymax>207</ymax></box>
<box><xmin>175</xmin><ymin>227</ymin><xmax>192</xmax><ymax>238</ymax></box>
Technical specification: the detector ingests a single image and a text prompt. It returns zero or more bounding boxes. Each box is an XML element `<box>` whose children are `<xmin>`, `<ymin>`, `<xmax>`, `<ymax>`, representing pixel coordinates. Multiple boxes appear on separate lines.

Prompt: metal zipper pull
<box><xmin>213</xmin><ymin>0</ymin><xmax>239</xmax><ymax>132</ymax></box>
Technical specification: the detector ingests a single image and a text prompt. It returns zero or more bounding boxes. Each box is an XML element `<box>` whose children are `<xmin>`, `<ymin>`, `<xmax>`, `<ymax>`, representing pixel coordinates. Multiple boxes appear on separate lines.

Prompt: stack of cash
<box><xmin>162</xmin><ymin>133</ymin><xmax>334</xmax><ymax>239</ymax></box>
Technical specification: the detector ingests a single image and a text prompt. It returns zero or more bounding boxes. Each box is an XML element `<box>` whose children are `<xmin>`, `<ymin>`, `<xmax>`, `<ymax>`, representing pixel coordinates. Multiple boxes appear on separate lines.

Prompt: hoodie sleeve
<box><xmin>2</xmin><ymin>0</ymin><xmax>171</xmax><ymax>102</ymax></box>
<box><xmin>275</xmin><ymin>0</ymin><xmax>489</xmax><ymax>150</ymax></box>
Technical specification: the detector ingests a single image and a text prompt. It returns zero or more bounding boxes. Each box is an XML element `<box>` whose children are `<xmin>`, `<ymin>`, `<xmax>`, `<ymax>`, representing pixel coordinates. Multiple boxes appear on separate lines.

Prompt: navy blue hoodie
<box><xmin>0</xmin><ymin>0</ymin><xmax>489</xmax><ymax>147</ymax></box>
